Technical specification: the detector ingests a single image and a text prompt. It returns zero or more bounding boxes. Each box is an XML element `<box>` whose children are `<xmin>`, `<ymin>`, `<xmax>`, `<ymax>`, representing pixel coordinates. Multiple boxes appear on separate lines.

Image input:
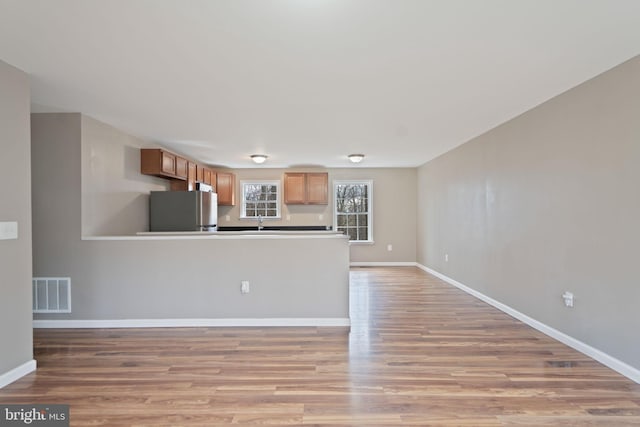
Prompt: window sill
<box><xmin>348</xmin><ymin>240</ymin><xmax>374</xmax><ymax>245</ymax></box>
<box><xmin>239</xmin><ymin>216</ymin><xmax>282</xmax><ymax>220</ymax></box>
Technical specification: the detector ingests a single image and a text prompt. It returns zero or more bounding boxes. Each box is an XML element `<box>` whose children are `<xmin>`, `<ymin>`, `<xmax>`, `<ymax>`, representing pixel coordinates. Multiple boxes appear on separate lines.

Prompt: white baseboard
<box><xmin>0</xmin><ymin>359</ymin><xmax>37</xmax><ymax>389</ymax></box>
<box><xmin>350</xmin><ymin>261</ymin><xmax>418</xmax><ymax>267</ymax></box>
<box><xmin>416</xmin><ymin>263</ymin><xmax>640</xmax><ymax>385</ymax></box>
<box><xmin>33</xmin><ymin>317</ymin><xmax>351</xmax><ymax>329</ymax></box>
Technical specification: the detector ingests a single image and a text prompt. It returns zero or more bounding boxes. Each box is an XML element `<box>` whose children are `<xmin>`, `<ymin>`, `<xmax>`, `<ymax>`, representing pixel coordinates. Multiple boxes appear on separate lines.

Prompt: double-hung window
<box><xmin>334</xmin><ymin>180</ymin><xmax>372</xmax><ymax>242</ymax></box>
<box><xmin>240</xmin><ymin>180</ymin><xmax>281</xmax><ymax>219</ymax></box>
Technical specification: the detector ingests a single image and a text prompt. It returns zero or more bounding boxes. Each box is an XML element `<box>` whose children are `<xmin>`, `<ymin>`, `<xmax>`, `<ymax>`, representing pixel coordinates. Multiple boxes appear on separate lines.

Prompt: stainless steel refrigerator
<box><xmin>149</xmin><ymin>191</ymin><xmax>218</xmax><ymax>232</ymax></box>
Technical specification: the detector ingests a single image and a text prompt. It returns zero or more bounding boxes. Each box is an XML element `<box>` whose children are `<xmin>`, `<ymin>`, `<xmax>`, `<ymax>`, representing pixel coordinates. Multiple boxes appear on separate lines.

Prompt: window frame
<box><xmin>239</xmin><ymin>180</ymin><xmax>282</xmax><ymax>220</ymax></box>
<box><xmin>333</xmin><ymin>179</ymin><xmax>373</xmax><ymax>243</ymax></box>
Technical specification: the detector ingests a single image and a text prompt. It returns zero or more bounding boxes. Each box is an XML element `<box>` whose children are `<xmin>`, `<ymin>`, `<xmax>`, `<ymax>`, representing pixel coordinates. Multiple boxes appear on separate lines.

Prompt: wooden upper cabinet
<box><xmin>185</xmin><ymin>161</ymin><xmax>197</xmax><ymax>190</ymax></box>
<box><xmin>142</xmin><ymin>149</ymin><xmax>236</xmax><ymax>200</ymax></box>
<box><xmin>196</xmin><ymin>164</ymin><xmax>204</xmax><ymax>183</ymax></box>
<box><xmin>141</xmin><ymin>148</ymin><xmax>185</xmax><ymax>180</ymax></box>
<box><xmin>195</xmin><ymin>165</ymin><xmax>216</xmax><ymax>186</ymax></box>
<box><xmin>161</xmin><ymin>151</ymin><xmax>176</xmax><ymax>175</ymax></box>
<box><xmin>306</xmin><ymin>173</ymin><xmax>329</xmax><ymax>204</ymax></box>
<box><xmin>284</xmin><ymin>173</ymin><xmax>306</xmax><ymax>204</ymax></box>
<box><xmin>284</xmin><ymin>172</ymin><xmax>328</xmax><ymax>205</ymax></box>
<box><xmin>175</xmin><ymin>156</ymin><xmax>189</xmax><ymax>179</ymax></box>
<box><xmin>203</xmin><ymin>168</ymin><xmax>214</xmax><ymax>186</ymax></box>
<box><xmin>216</xmin><ymin>171</ymin><xmax>236</xmax><ymax>206</ymax></box>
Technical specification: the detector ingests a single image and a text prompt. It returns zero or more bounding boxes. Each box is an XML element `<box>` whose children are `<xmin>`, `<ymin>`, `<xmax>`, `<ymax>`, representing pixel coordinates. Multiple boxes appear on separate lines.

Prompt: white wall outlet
<box><xmin>0</xmin><ymin>221</ymin><xmax>18</xmax><ymax>240</ymax></box>
<box><xmin>225</xmin><ymin>215</ymin><xmax>230</xmax><ymax>222</ymax></box>
<box><xmin>562</xmin><ymin>291</ymin><xmax>574</xmax><ymax>308</ymax></box>
<box><xmin>286</xmin><ymin>214</ymin><xmax>291</xmax><ymax>221</ymax></box>
<box><xmin>241</xmin><ymin>281</ymin><xmax>250</xmax><ymax>294</ymax></box>
<box><xmin>445</xmin><ymin>253</ymin><xmax>449</xmax><ymax>262</ymax></box>
<box><xmin>387</xmin><ymin>244</ymin><xmax>393</xmax><ymax>252</ymax></box>
<box><xmin>318</xmin><ymin>214</ymin><xmax>323</xmax><ymax>221</ymax></box>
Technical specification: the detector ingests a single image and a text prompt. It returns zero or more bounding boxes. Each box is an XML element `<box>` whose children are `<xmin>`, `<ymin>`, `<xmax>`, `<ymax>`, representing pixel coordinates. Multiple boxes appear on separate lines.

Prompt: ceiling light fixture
<box><xmin>348</xmin><ymin>154</ymin><xmax>365</xmax><ymax>163</ymax></box>
<box><xmin>250</xmin><ymin>154</ymin><xmax>268</xmax><ymax>164</ymax></box>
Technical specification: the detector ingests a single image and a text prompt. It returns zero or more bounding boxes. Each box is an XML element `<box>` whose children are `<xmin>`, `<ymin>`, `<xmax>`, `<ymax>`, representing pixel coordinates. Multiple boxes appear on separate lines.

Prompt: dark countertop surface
<box><xmin>217</xmin><ymin>225</ymin><xmax>332</xmax><ymax>232</ymax></box>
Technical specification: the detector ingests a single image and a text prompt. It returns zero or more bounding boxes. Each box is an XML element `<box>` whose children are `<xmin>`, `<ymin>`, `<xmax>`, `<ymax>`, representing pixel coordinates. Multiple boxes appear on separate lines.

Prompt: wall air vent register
<box><xmin>32</xmin><ymin>277</ymin><xmax>71</xmax><ymax>313</ymax></box>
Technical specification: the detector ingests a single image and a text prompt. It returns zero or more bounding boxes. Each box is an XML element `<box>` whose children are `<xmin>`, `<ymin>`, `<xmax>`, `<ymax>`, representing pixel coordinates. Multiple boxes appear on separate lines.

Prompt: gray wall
<box><xmin>417</xmin><ymin>56</ymin><xmax>640</xmax><ymax>370</ymax></box>
<box><xmin>81</xmin><ymin>115</ymin><xmax>168</xmax><ymax>236</ymax></box>
<box><xmin>31</xmin><ymin>113</ymin><xmax>82</xmax><ymax>262</ymax></box>
<box><xmin>32</xmin><ymin>114</ymin><xmax>349</xmax><ymax>322</ymax></box>
<box><xmin>0</xmin><ymin>60</ymin><xmax>33</xmax><ymax>375</ymax></box>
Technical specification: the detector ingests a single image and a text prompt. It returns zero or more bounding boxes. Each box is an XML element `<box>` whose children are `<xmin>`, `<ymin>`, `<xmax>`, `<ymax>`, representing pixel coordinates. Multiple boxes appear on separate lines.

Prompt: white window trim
<box><xmin>333</xmin><ymin>179</ymin><xmax>373</xmax><ymax>243</ymax></box>
<box><xmin>240</xmin><ymin>180</ymin><xmax>282</xmax><ymax>219</ymax></box>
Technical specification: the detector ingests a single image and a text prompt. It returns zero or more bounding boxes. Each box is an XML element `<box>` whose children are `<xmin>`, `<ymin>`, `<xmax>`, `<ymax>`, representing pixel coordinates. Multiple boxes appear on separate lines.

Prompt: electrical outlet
<box><xmin>562</xmin><ymin>291</ymin><xmax>574</xmax><ymax>308</ymax></box>
<box><xmin>387</xmin><ymin>244</ymin><xmax>393</xmax><ymax>251</ymax></box>
<box><xmin>225</xmin><ymin>215</ymin><xmax>230</xmax><ymax>222</ymax></box>
<box><xmin>286</xmin><ymin>214</ymin><xmax>291</xmax><ymax>221</ymax></box>
<box><xmin>318</xmin><ymin>214</ymin><xmax>323</xmax><ymax>221</ymax></box>
<box><xmin>445</xmin><ymin>253</ymin><xmax>449</xmax><ymax>262</ymax></box>
<box><xmin>241</xmin><ymin>281</ymin><xmax>250</xmax><ymax>294</ymax></box>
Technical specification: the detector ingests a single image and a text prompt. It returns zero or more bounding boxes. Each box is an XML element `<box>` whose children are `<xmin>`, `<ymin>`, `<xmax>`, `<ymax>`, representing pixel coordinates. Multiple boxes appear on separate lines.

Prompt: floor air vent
<box><xmin>32</xmin><ymin>277</ymin><xmax>71</xmax><ymax>313</ymax></box>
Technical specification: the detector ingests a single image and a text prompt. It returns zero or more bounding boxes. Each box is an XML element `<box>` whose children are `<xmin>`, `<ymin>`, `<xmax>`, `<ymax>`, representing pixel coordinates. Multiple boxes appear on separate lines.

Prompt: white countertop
<box><xmin>82</xmin><ymin>230</ymin><xmax>348</xmax><ymax>241</ymax></box>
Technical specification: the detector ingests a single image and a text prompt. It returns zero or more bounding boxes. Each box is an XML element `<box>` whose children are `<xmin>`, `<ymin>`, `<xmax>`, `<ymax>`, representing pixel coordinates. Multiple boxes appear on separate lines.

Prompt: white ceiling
<box><xmin>1</xmin><ymin>1</ymin><xmax>639</xmax><ymax>168</ymax></box>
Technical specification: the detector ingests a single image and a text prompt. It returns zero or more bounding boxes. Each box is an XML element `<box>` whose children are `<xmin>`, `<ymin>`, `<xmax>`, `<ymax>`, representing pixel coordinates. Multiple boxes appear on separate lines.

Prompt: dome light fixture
<box><xmin>348</xmin><ymin>154</ymin><xmax>365</xmax><ymax>163</ymax></box>
<box><xmin>250</xmin><ymin>154</ymin><xmax>268</xmax><ymax>164</ymax></box>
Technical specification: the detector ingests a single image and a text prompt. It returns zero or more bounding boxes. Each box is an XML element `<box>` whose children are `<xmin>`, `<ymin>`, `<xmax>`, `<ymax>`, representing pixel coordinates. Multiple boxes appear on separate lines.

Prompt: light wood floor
<box><xmin>2</xmin><ymin>267</ymin><xmax>640</xmax><ymax>426</ymax></box>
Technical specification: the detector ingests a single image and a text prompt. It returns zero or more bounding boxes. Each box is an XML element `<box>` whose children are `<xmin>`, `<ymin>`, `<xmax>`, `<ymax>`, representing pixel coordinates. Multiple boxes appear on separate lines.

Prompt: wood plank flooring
<box><xmin>2</xmin><ymin>267</ymin><xmax>640</xmax><ymax>425</ymax></box>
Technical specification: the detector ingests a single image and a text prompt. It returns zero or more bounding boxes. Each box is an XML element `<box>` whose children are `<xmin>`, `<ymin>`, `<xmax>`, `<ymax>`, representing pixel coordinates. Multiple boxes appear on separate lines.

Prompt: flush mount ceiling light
<box><xmin>250</xmin><ymin>154</ymin><xmax>268</xmax><ymax>164</ymax></box>
<box><xmin>348</xmin><ymin>154</ymin><xmax>365</xmax><ymax>163</ymax></box>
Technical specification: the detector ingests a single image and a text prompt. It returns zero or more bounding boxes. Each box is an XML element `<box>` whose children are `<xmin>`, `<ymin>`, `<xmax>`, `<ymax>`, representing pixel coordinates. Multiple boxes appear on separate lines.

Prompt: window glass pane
<box><xmin>347</xmin><ymin>214</ymin><xmax>357</xmax><ymax>226</ymax></box>
<box><xmin>347</xmin><ymin>228</ymin><xmax>357</xmax><ymax>241</ymax></box>
<box><xmin>358</xmin><ymin>227</ymin><xmax>368</xmax><ymax>240</ymax></box>
<box><xmin>337</xmin><ymin>215</ymin><xmax>346</xmax><ymax>226</ymax></box>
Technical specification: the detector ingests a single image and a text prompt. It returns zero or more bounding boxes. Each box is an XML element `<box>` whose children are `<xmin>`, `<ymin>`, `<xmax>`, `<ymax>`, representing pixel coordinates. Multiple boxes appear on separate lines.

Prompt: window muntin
<box><xmin>334</xmin><ymin>180</ymin><xmax>372</xmax><ymax>242</ymax></box>
<box><xmin>240</xmin><ymin>180</ymin><xmax>281</xmax><ymax>219</ymax></box>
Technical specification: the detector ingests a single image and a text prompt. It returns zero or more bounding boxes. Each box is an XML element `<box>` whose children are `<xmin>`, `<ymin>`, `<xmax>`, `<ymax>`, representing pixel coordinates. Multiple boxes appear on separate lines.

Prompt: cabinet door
<box><xmin>284</xmin><ymin>173</ymin><xmax>306</xmax><ymax>204</ymax></box>
<box><xmin>175</xmin><ymin>156</ymin><xmax>188</xmax><ymax>179</ymax></box>
<box><xmin>216</xmin><ymin>172</ymin><xmax>236</xmax><ymax>206</ymax></box>
<box><xmin>161</xmin><ymin>151</ymin><xmax>176</xmax><ymax>175</ymax></box>
<box><xmin>306</xmin><ymin>173</ymin><xmax>328</xmax><ymax>204</ymax></box>
<box><xmin>196</xmin><ymin>164</ymin><xmax>204</xmax><ymax>183</ymax></box>
<box><xmin>187</xmin><ymin>161</ymin><xmax>197</xmax><ymax>190</ymax></box>
<box><xmin>203</xmin><ymin>168</ymin><xmax>213</xmax><ymax>185</ymax></box>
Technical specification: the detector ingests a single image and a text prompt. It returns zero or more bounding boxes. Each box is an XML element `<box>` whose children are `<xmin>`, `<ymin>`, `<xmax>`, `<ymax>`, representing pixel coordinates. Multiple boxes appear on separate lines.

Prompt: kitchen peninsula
<box><xmin>57</xmin><ymin>231</ymin><xmax>351</xmax><ymax>327</ymax></box>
